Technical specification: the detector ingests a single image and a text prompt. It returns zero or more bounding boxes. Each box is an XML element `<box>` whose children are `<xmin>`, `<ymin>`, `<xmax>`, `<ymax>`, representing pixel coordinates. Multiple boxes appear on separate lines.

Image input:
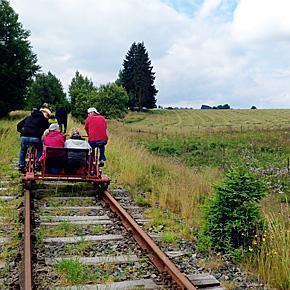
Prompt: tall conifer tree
<box><xmin>121</xmin><ymin>42</ymin><xmax>157</xmax><ymax>111</ymax></box>
<box><xmin>0</xmin><ymin>0</ymin><xmax>39</xmax><ymax>117</ymax></box>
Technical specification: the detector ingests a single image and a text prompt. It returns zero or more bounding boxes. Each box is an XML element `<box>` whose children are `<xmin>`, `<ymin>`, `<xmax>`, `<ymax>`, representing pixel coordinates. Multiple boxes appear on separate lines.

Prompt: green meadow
<box><xmin>108</xmin><ymin>109</ymin><xmax>289</xmax><ymax>289</ymax></box>
<box><xmin>0</xmin><ymin>109</ymin><xmax>289</xmax><ymax>289</ymax></box>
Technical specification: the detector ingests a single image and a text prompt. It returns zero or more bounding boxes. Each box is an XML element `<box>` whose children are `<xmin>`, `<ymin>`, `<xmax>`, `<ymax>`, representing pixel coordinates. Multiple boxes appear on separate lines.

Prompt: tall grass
<box><xmin>0</xmin><ymin>112</ymin><xmax>24</xmax><ymax>288</ymax></box>
<box><xmin>0</xmin><ymin>111</ymin><xmax>27</xmax><ymax>173</ymax></box>
<box><xmin>69</xmin><ymin>115</ymin><xmax>218</xmax><ymax>226</ymax></box>
<box><xmin>243</xmin><ymin>195</ymin><xmax>289</xmax><ymax>289</ymax></box>
<box><xmin>106</xmin><ymin>130</ymin><xmax>220</xmax><ymax>227</ymax></box>
<box><xmin>105</xmin><ymin>116</ymin><xmax>289</xmax><ymax>289</ymax></box>
<box><xmin>258</xmin><ymin>212</ymin><xmax>289</xmax><ymax>289</ymax></box>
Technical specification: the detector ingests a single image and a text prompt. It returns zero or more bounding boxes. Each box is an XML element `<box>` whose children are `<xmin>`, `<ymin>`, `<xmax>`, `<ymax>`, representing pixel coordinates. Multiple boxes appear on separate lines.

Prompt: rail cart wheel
<box><xmin>23</xmin><ymin>180</ymin><xmax>35</xmax><ymax>190</ymax></box>
<box><xmin>95</xmin><ymin>182</ymin><xmax>109</xmax><ymax>194</ymax></box>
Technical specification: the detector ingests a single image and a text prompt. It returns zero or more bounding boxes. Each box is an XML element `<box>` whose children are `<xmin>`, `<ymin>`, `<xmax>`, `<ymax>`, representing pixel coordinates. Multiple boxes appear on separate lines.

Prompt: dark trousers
<box><xmin>89</xmin><ymin>140</ymin><xmax>107</xmax><ymax>161</ymax></box>
<box><xmin>57</xmin><ymin>120</ymin><xmax>67</xmax><ymax>133</ymax></box>
<box><xmin>19</xmin><ymin>136</ymin><xmax>43</xmax><ymax>167</ymax></box>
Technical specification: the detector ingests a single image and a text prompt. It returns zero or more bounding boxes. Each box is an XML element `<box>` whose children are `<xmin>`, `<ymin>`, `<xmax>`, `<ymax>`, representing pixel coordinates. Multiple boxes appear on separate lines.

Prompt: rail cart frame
<box><xmin>22</xmin><ymin>145</ymin><xmax>110</xmax><ymax>187</ymax></box>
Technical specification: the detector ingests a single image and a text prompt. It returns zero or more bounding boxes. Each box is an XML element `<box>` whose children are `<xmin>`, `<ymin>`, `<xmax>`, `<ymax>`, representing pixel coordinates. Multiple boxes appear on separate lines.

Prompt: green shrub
<box><xmin>69</xmin><ymin>71</ymin><xmax>128</xmax><ymax>120</ymax></box>
<box><xmin>200</xmin><ymin>167</ymin><xmax>266</xmax><ymax>255</ymax></box>
<box><xmin>94</xmin><ymin>83</ymin><xmax>128</xmax><ymax>119</ymax></box>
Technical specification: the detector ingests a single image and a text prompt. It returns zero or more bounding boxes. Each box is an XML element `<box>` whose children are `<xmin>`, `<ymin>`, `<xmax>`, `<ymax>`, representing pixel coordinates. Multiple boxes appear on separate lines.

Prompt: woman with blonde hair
<box><xmin>65</xmin><ymin>128</ymin><xmax>91</xmax><ymax>149</ymax></box>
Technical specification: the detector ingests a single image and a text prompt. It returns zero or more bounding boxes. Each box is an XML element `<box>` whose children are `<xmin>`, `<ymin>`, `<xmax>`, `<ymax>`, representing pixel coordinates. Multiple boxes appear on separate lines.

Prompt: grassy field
<box><xmin>0</xmin><ymin>110</ymin><xmax>289</xmax><ymax>289</ymax></box>
<box><xmin>123</xmin><ymin>109</ymin><xmax>290</xmax><ymax>134</ymax></box>
<box><xmin>107</xmin><ymin>109</ymin><xmax>290</xmax><ymax>289</ymax></box>
<box><xmin>0</xmin><ymin>112</ymin><xmax>25</xmax><ymax>288</ymax></box>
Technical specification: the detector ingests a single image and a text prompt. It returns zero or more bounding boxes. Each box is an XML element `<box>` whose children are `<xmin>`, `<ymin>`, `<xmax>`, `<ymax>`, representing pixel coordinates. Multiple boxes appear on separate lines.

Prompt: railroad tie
<box><xmin>187</xmin><ymin>274</ymin><xmax>222</xmax><ymax>288</ymax></box>
<box><xmin>196</xmin><ymin>287</ymin><xmax>224</xmax><ymax>290</ymax></box>
<box><xmin>54</xmin><ymin>279</ymin><xmax>158</xmax><ymax>289</ymax></box>
<box><xmin>0</xmin><ymin>237</ymin><xmax>8</xmax><ymax>244</ymax></box>
<box><xmin>123</xmin><ymin>205</ymin><xmax>142</xmax><ymax>210</ymax></box>
<box><xmin>44</xmin><ymin>234</ymin><xmax>123</xmax><ymax>244</ymax></box>
<box><xmin>113</xmin><ymin>195</ymin><xmax>130</xmax><ymax>201</ymax></box>
<box><xmin>0</xmin><ymin>195</ymin><xmax>16</xmax><ymax>201</ymax></box>
<box><xmin>39</xmin><ymin>206</ymin><xmax>102</xmax><ymax>210</ymax></box>
<box><xmin>135</xmin><ymin>218</ymin><xmax>150</xmax><ymax>224</ymax></box>
<box><xmin>166</xmin><ymin>250</ymin><xmax>187</xmax><ymax>258</ymax></box>
<box><xmin>40</xmin><ymin>219</ymin><xmax>113</xmax><ymax>226</ymax></box>
<box><xmin>45</xmin><ymin>254</ymin><xmax>139</xmax><ymax>266</ymax></box>
<box><xmin>40</xmin><ymin>215</ymin><xmax>110</xmax><ymax>222</ymax></box>
<box><xmin>0</xmin><ymin>261</ymin><xmax>5</xmax><ymax>269</ymax></box>
<box><xmin>41</xmin><ymin>181</ymin><xmax>81</xmax><ymax>186</ymax></box>
<box><xmin>39</xmin><ymin>196</ymin><xmax>95</xmax><ymax>200</ymax></box>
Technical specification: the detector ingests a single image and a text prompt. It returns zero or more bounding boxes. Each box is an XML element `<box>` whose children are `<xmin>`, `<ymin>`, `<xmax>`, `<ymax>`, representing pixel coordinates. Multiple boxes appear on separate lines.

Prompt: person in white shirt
<box><xmin>65</xmin><ymin>128</ymin><xmax>91</xmax><ymax>170</ymax></box>
<box><xmin>65</xmin><ymin>127</ymin><xmax>91</xmax><ymax>150</ymax></box>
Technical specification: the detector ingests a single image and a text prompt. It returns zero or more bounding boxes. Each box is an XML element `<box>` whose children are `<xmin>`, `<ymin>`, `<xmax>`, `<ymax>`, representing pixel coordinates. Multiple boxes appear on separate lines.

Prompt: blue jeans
<box><xmin>89</xmin><ymin>140</ymin><xmax>107</xmax><ymax>161</ymax></box>
<box><xmin>19</xmin><ymin>136</ymin><xmax>43</xmax><ymax>167</ymax></box>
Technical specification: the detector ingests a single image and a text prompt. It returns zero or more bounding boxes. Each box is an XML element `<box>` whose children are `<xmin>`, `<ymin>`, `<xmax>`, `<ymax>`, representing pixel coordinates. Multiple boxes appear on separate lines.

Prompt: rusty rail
<box><xmin>24</xmin><ymin>189</ymin><xmax>32</xmax><ymax>290</ymax></box>
<box><xmin>22</xmin><ymin>186</ymin><xmax>196</xmax><ymax>289</ymax></box>
<box><xmin>102</xmin><ymin>191</ymin><xmax>196</xmax><ymax>290</ymax></box>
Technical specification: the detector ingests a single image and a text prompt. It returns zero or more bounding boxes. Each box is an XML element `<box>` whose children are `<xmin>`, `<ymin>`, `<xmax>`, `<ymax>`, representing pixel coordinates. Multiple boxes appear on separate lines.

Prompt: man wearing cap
<box><xmin>17</xmin><ymin>108</ymin><xmax>50</xmax><ymax>172</ymax></box>
<box><xmin>85</xmin><ymin>107</ymin><xmax>108</xmax><ymax>167</ymax></box>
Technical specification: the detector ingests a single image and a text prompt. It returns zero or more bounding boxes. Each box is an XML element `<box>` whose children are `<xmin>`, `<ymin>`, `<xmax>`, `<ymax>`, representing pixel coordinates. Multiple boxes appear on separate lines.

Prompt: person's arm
<box><xmin>104</xmin><ymin>118</ymin><xmax>109</xmax><ymax>138</ymax></box>
<box><xmin>40</xmin><ymin>120</ymin><xmax>49</xmax><ymax>137</ymax></box>
<box><xmin>43</xmin><ymin>135</ymin><xmax>47</xmax><ymax>146</ymax></box>
<box><xmin>64</xmin><ymin>140</ymin><xmax>69</xmax><ymax>148</ymax></box>
<box><xmin>45</xmin><ymin>119</ymin><xmax>49</xmax><ymax>129</ymax></box>
<box><xmin>17</xmin><ymin>118</ymin><xmax>27</xmax><ymax>134</ymax></box>
<box><xmin>84</xmin><ymin>118</ymin><xmax>89</xmax><ymax>134</ymax></box>
<box><xmin>86</xmin><ymin>141</ymin><xmax>91</xmax><ymax>150</ymax></box>
<box><xmin>42</xmin><ymin>129</ymin><xmax>49</xmax><ymax>138</ymax></box>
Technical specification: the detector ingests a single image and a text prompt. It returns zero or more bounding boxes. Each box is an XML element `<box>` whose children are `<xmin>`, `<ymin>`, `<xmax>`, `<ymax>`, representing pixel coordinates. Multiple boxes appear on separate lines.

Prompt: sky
<box><xmin>9</xmin><ymin>0</ymin><xmax>290</xmax><ymax>109</ymax></box>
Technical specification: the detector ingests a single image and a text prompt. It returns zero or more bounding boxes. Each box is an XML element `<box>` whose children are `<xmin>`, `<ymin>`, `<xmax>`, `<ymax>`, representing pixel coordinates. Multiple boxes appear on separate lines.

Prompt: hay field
<box><xmin>109</xmin><ymin>109</ymin><xmax>289</xmax><ymax>288</ymax></box>
<box><xmin>122</xmin><ymin>109</ymin><xmax>290</xmax><ymax>134</ymax></box>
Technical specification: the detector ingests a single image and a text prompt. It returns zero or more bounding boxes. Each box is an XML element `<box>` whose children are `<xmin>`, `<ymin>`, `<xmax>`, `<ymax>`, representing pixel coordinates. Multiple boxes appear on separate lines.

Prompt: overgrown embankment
<box><xmin>106</xmin><ymin>114</ymin><xmax>289</xmax><ymax>290</ymax></box>
<box><xmin>0</xmin><ymin>112</ymin><xmax>25</xmax><ymax>288</ymax></box>
<box><xmin>0</xmin><ymin>112</ymin><xmax>288</xmax><ymax>289</ymax></box>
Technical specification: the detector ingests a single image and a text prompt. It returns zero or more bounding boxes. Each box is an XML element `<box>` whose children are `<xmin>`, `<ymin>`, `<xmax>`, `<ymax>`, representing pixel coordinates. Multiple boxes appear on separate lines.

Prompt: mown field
<box><xmin>108</xmin><ymin>109</ymin><xmax>289</xmax><ymax>289</ymax></box>
<box><xmin>123</xmin><ymin>109</ymin><xmax>290</xmax><ymax>134</ymax></box>
<box><xmin>0</xmin><ymin>109</ymin><xmax>289</xmax><ymax>289</ymax></box>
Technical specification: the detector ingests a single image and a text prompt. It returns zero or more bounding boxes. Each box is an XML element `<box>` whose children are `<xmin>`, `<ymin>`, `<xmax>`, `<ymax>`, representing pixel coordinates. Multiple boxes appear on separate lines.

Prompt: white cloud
<box><xmin>197</xmin><ymin>0</ymin><xmax>221</xmax><ymax>19</ymax></box>
<box><xmin>9</xmin><ymin>0</ymin><xmax>290</xmax><ymax>109</ymax></box>
<box><xmin>11</xmin><ymin>0</ymin><xmax>190</xmax><ymax>83</ymax></box>
<box><xmin>232</xmin><ymin>0</ymin><xmax>290</xmax><ymax>43</ymax></box>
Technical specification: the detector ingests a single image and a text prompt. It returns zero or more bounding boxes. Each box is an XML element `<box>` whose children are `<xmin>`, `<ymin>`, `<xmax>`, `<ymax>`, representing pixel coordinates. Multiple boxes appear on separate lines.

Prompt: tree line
<box><xmin>0</xmin><ymin>0</ymin><xmax>157</xmax><ymax>119</ymax></box>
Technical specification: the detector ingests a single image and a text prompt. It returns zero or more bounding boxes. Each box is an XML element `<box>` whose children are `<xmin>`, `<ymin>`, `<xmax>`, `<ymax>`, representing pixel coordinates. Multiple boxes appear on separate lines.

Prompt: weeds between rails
<box><xmin>26</xmin><ymin>182</ymin><xmax>202</xmax><ymax>289</ymax></box>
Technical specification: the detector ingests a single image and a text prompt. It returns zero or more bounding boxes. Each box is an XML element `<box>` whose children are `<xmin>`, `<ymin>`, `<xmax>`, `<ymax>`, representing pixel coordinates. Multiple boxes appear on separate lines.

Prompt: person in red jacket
<box><xmin>85</xmin><ymin>107</ymin><xmax>108</xmax><ymax>167</ymax></box>
<box><xmin>39</xmin><ymin>124</ymin><xmax>65</xmax><ymax>164</ymax></box>
<box><xmin>43</xmin><ymin>123</ymin><xmax>65</xmax><ymax>147</ymax></box>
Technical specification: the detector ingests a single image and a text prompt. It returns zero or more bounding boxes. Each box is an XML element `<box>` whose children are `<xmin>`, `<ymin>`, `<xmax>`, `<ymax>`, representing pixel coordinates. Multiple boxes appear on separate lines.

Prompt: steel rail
<box><xmin>24</xmin><ymin>189</ymin><xmax>32</xmax><ymax>290</ymax></box>
<box><xmin>102</xmin><ymin>191</ymin><xmax>196</xmax><ymax>290</ymax></box>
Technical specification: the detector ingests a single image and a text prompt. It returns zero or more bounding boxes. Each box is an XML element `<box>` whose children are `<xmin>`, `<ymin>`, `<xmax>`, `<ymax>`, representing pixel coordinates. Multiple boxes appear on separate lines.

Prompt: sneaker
<box><xmin>98</xmin><ymin>161</ymin><xmax>105</xmax><ymax>167</ymax></box>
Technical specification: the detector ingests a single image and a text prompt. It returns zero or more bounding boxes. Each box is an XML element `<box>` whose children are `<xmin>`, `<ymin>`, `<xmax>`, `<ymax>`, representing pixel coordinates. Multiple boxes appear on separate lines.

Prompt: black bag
<box><xmin>67</xmin><ymin>150</ymin><xmax>87</xmax><ymax>168</ymax></box>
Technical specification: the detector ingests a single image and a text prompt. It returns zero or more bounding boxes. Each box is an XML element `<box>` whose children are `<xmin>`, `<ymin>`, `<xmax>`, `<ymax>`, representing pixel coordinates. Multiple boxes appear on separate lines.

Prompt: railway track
<box><xmin>21</xmin><ymin>182</ymin><xmax>223</xmax><ymax>289</ymax></box>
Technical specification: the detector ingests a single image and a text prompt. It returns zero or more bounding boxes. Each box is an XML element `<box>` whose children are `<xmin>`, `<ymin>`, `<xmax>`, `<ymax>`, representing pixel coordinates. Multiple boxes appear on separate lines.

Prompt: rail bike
<box><xmin>22</xmin><ymin>144</ymin><xmax>110</xmax><ymax>190</ymax></box>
